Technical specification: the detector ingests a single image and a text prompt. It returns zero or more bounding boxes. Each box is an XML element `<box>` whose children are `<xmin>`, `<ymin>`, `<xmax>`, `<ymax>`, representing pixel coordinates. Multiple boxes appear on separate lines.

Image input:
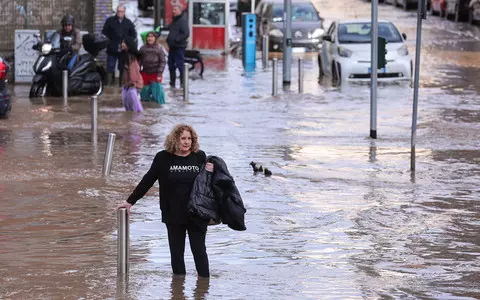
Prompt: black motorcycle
<box><xmin>29</xmin><ymin>31</ymin><xmax>108</xmax><ymax>98</ymax></box>
<box><xmin>0</xmin><ymin>57</ymin><xmax>11</xmax><ymax>118</ymax></box>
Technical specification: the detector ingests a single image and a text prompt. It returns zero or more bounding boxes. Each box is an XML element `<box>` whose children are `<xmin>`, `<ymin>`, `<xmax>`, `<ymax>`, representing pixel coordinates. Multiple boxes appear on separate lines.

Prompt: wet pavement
<box><xmin>1</xmin><ymin>0</ymin><xmax>480</xmax><ymax>299</ymax></box>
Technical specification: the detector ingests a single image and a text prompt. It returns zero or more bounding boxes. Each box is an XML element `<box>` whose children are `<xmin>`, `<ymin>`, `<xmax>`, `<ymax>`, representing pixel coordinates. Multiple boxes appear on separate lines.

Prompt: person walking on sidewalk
<box><xmin>102</xmin><ymin>4</ymin><xmax>137</xmax><ymax>86</ymax></box>
<box><xmin>166</xmin><ymin>5</ymin><xmax>189</xmax><ymax>88</ymax></box>
<box><xmin>117</xmin><ymin>124</ymin><xmax>214</xmax><ymax>278</ymax></box>
<box><xmin>139</xmin><ymin>31</ymin><xmax>166</xmax><ymax>103</ymax></box>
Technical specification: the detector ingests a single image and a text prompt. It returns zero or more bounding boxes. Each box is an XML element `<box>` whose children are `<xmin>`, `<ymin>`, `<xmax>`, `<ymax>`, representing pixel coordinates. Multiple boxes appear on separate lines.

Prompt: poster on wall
<box><xmin>165</xmin><ymin>0</ymin><xmax>188</xmax><ymax>26</ymax></box>
<box><xmin>14</xmin><ymin>30</ymin><xmax>40</xmax><ymax>83</ymax></box>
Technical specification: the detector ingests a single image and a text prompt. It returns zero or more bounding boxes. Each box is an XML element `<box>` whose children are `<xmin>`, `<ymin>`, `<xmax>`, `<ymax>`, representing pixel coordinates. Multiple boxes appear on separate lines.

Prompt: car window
<box><xmin>337</xmin><ymin>22</ymin><xmax>403</xmax><ymax>44</ymax></box>
<box><xmin>271</xmin><ymin>3</ymin><xmax>320</xmax><ymax>22</ymax></box>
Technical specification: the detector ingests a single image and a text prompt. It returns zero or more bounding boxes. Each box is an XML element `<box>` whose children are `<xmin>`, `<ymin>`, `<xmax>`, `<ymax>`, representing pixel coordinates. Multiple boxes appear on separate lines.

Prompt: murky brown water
<box><xmin>1</xmin><ymin>0</ymin><xmax>480</xmax><ymax>299</ymax></box>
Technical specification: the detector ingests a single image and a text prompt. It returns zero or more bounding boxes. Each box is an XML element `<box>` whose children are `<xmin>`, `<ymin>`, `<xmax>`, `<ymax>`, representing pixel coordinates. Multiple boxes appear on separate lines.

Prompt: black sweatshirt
<box><xmin>127</xmin><ymin>150</ymin><xmax>206</xmax><ymax>225</ymax></box>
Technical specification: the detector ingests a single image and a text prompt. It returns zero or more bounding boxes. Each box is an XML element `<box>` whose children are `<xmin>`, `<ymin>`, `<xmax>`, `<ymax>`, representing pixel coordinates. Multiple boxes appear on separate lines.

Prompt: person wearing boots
<box><xmin>166</xmin><ymin>4</ymin><xmax>189</xmax><ymax>88</ymax></box>
<box><xmin>102</xmin><ymin>4</ymin><xmax>137</xmax><ymax>86</ymax></box>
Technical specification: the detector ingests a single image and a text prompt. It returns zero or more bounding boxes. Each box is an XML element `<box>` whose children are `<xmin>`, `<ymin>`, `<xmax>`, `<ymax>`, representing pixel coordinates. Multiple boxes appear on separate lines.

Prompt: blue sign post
<box><xmin>242</xmin><ymin>13</ymin><xmax>256</xmax><ymax>70</ymax></box>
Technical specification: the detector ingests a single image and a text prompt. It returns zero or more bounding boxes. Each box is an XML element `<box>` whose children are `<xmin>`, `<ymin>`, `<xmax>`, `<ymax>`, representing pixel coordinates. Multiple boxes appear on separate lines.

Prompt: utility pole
<box><xmin>411</xmin><ymin>0</ymin><xmax>427</xmax><ymax>172</ymax></box>
<box><xmin>370</xmin><ymin>0</ymin><xmax>379</xmax><ymax>139</ymax></box>
<box><xmin>154</xmin><ymin>0</ymin><xmax>162</xmax><ymax>29</ymax></box>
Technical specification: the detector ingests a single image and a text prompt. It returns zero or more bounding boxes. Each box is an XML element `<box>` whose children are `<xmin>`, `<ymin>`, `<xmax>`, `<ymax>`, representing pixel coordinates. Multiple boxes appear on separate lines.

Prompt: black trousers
<box><xmin>166</xmin><ymin>222</ymin><xmax>209</xmax><ymax>278</ymax></box>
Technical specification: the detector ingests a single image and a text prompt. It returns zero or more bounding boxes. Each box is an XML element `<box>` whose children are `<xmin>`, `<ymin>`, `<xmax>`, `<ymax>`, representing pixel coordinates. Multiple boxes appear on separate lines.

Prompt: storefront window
<box><xmin>193</xmin><ymin>3</ymin><xmax>225</xmax><ymax>25</ymax></box>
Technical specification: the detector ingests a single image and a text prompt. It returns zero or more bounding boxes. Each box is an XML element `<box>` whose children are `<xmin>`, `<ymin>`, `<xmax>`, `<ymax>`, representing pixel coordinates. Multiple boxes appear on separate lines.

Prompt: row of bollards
<box><xmin>102</xmin><ymin>133</ymin><xmax>116</xmax><ymax>176</ymax></box>
<box><xmin>183</xmin><ymin>63</ymin><xmax>189</xmax><ymax>102</ymax></box>
<box><xmin>262</xmin><ymin>35</ymin><xmax>269</xmax><ymax>69</ymax></box>
<box><xmin>272</xmin><ymin>58</ymin><xmax>278</xmax><ymax>96</ymax></box>
<box><xmin>271</xmin><ymin>57</ymin><xmax>304</xmax><ymax>96</ymax></box>
<box><xmin>91</xmin><ymin>95</ymin><xmax>98</xmax><ymax>137</ymax></box>
<box><xmin>63</xmin><ymin>70</ymin><xmax>68</xmax><ymax>105</ymax></box>
<box><xmin>89</xmin><ymin>94</ymin><xmax>116</xmax><ymax>177</ymax></box>
<box><xmin>117</xmin><ymin>207</ymin><xmax>129</xmax><ymax>275</ymax></box>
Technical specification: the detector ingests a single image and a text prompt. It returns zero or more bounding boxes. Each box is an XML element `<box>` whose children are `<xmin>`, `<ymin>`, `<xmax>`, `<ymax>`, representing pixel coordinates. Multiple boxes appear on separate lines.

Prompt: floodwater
<box><xmin>1</xmin><ymin>0</ymin><xmax>480</xmax><ymax>299</ymax></box>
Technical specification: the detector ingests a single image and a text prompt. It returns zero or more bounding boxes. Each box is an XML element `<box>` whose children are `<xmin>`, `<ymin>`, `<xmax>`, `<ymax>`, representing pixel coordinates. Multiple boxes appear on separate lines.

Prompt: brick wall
<box><xmin>93</xmin><ymin>0</ymin><xmax>114</xmax><ymax>65</ymax></box>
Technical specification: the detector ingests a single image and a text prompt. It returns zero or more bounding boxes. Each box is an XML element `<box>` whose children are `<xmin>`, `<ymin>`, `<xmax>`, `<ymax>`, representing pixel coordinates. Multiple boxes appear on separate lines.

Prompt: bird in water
<box><xmin>250</xmin><ymin>161</ymin><xmax>264</xmax><ymax>173</ymax></box>
<box><xmin>264</xmin><ymin>168</ymin><xmax>272</xmax><ymax>177</ymax></box>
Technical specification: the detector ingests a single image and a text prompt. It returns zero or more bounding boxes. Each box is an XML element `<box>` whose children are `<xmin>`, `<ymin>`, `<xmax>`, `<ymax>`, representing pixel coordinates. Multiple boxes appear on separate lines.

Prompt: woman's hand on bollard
<box><xmin>205</xmin><ymin>163</ymin><xmax>214</xmax><ymax>172</ymax></box>
<box><xmin>117</xmin><ymin>202</ymin><xmax>132</xmax><ymax>214</ymax></box>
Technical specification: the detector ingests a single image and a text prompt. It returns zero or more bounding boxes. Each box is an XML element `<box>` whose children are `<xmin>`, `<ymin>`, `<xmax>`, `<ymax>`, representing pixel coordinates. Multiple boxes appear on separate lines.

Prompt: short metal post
<box><xmin>102</xmin><ymin>133</ymin><xmax>116</xmax><ymax>176</ymax></box>
<box><xmin>117</xmin><ymin>208</ymin><xmax>129</xmax><ymax>275</ymax></box>
<box><xmin>62</xmin><ymin>70</ymin><xmax>68</xmax><ymax>104</ymax></box>
<box><xmin>91</xmin><ymin>96</ymin><xmax>98</xmax><ymax>136</ymax></box>
<box><xmin>183</xmin><ymin>63</ymin><xmax>189</xmax><ymax>102</ymax></box>
<box><xmin>272</xmin><ymin>58</ymin><xmax>278</xmax><ymax>96</ymax></box>
<box><xmin>262</xmin><ymin>35</ymin><xmax>269</xmax><ymax>69</ymax></box>
<box><xmin>298</xmin><ymin>58</ymin><xmax>304</xmax><ymax>93</ymax></box>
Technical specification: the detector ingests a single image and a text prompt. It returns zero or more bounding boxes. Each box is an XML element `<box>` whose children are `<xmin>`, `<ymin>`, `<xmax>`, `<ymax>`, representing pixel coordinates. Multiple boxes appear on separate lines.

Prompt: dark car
<box><xmin>255</xmin><ymin>0</ymin><xmax>324</xmax><ymax>52</ymax></box>
<box><xmin>138</xmin><ymin>0</ymin><xmax>153</xmax><ymax>11</ymax></box>
<box><xmin>445</xmin><ymin>0</ymin><xmax>470</xmax><ymax>21</ymax></box>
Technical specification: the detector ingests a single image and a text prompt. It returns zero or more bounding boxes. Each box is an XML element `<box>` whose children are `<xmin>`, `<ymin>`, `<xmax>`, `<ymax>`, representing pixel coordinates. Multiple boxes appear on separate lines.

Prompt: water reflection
<box><xmin>169</xmin><ymin>275</ymin><xmax>210</xmax><ymax>300</ymax></box>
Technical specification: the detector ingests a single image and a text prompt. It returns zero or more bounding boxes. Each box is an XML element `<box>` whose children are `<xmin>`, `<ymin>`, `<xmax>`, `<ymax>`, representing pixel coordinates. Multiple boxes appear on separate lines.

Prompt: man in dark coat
<box><xmin>102</xmin><ymin>4</ymin><xmax>137</xmax><ymax>86</ymax></box>
<box><xmin>166</xmin><ymin>5</ymin><xmax>190</xmax><ymax>88</ymax></box>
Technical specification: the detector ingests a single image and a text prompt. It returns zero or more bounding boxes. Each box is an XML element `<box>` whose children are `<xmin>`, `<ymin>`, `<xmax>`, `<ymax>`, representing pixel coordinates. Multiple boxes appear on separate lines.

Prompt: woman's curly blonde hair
<box><xmin>164</xmin><ymin>124</ymin><xmax>200</xmax><ymax>154</ymax></box>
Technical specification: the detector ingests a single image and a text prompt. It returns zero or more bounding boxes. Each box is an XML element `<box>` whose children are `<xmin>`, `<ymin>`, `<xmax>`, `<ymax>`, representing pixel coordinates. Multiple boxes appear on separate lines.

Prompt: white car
<box><xmin>318</xmin><ymin>20</ymin><xmax>412</xmax><ymax>83</ymax></box>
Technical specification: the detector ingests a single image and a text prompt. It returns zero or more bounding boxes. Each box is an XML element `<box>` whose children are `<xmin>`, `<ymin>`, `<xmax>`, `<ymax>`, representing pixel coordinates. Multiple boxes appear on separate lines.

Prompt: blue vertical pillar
<box><xmin>242</xmin><ymin>13</ymin><xmax>256</xmax><ymax>71</ymax></box>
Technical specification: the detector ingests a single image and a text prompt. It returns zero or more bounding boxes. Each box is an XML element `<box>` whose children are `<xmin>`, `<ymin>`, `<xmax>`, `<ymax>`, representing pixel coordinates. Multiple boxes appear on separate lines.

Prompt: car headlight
<box><xmin>41</xmin><ymin>44</ymin><xmax>52</xmax><ymax>55</ymax></box>
<box><xmin>337</xmin><ymin>47</ymin><xmax>353</xmax><ymax>58</ymax></box>
<box><xmin>269</xmin><ymin>29</ymin><xmax>283</xmax><ymax>38</ymax></box>
<box><xmin>309</xmin><ymin>28</ymin><xmax>325</xmax><ymax>39</ymax></box>
<box><xmin>41</xmin><ymin>61</ymin><xmax>52</xmax><ymax>72</ymax></box>
<box><xmin>397</xmin><ymin>45</ymin><xmax>409</xmax><ymax>56</ymax></box>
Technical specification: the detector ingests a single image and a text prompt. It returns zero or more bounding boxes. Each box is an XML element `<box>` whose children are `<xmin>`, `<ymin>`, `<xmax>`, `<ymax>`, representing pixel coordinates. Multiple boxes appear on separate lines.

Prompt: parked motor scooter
<box><xmin>29</xmin><ymin>31</ymin><xmax>108</xmax><ymax>98</ymax></box>
<box><xmin>0</xmin><ymin>57</ymin><xmax>12</xmax><ymax>118</ymax></box>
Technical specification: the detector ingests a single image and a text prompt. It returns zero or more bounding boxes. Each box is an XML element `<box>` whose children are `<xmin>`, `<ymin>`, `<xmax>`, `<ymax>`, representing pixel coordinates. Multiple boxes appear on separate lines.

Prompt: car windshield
<box><xmin>337</xmin><ymin>22</ymin><xmax>403</xmax><ymax>43</ymax></box>
<box><xmin>272</xmin><ymin>3</ymin><xmax>320</xmax><ymax>22</ymax></box>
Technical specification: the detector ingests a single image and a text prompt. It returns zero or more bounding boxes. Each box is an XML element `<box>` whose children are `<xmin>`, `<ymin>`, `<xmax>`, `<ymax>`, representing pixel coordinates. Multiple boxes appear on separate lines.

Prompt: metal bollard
<box><xmin>272</xmin><ymin>58</ymin><xmax>278</xmax><ymax>96</ymax></box>
<box><xmin>298</xmin><ymin>58</ymin><xmax>304</xmax><ymax>93</ymax></box>
<box><xmin>91</xmin><ymin>96</ymin><xmax>98</xmax><ymax>135</ymax></box>
<box><xmin>183</xmin><ymin>63</ymin><xmax>189</xmax><ymax>102</ymax></box>
<box><xmin>117</xmin><ymin>208</ymin><xmax>129</xmax><ymax>275</ymax></box>
<box><xmin>262</xmin><ymin>35</ymin><xmax>269</xmax><ymax>69</ymax></box>
<box><xmin>102</xmin><ymin>133</ymin><xmax>116</xmax><ymax>176</ymax></box>
<box><xmin>62</xmin><ymin>70</ymin><xmax>68</xmax><ymax>104</ymax></box>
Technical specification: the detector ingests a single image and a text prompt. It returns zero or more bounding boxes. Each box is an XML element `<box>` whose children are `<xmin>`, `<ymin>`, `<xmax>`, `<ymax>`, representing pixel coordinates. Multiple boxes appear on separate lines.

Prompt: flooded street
<box><xmin>1</xmin><ymin>0</ymin><xmax>480</xmax><ymax>298</ymax></box>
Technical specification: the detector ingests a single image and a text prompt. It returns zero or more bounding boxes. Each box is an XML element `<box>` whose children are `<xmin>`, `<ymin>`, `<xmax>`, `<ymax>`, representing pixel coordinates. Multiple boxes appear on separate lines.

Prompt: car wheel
<box><xmin>332</xmin><ymin>62</ymin><xmax>341</xmax><ymax>84</ymax></box>
<box><xmin>0</xmin><ymin>110</ymin><xmax>8</xmax><ymax>119</ymax></box>
<box><xmin>318</xmin><ymin>55</ymin><xmax>324</xmax><ymax>78</ymax></box>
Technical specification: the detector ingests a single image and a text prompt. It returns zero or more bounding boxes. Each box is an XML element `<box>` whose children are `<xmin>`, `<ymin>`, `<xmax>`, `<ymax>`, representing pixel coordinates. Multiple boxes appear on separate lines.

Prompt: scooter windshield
<box><xmin>44</xmin><ymin>31</ymin><xmax>61</xmax><ymax>49</ymax></box>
